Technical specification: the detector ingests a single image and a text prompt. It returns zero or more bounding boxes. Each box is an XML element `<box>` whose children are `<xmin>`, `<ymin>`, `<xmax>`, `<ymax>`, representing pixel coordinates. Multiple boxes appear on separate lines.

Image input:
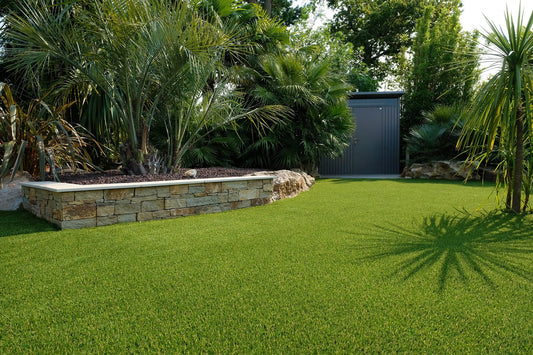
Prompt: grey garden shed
<box><xmin>319</xmin><ymin>91</ymin><xmax>404</xmax><ymax>176</ymax></box>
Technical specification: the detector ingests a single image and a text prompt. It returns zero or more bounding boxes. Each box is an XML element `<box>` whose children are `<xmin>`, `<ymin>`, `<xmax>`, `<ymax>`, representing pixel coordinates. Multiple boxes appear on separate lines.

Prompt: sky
<box><xmin>461</xmin><ymin>0</ymin><xmax>533</xmax><ymax>32</ymax></box>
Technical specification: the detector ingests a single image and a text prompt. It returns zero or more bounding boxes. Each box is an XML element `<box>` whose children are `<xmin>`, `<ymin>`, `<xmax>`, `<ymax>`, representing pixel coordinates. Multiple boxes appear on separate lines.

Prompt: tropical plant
<box><xmin>0</xmin><ymin>82</ymin><xmax>98</xmax><ymax>183</ymax></box>
<box><xmin>3</xmin><ymin>0</ymin><xmax>245</xmax><ymax>174</ymax></box>
<box><xmin>234</xmin><ymin>49</ymin><xmax>354</xmax><ymax>173</ymax></box>
<box><xmin>406</xmin><ymin>105</ymin><xmax>463</xmax><ymax>163</ymax></box>
<box><xmin>457</xmin><ymin>8</ymin><xmax>533</xmax><ymax>213</ymax></box>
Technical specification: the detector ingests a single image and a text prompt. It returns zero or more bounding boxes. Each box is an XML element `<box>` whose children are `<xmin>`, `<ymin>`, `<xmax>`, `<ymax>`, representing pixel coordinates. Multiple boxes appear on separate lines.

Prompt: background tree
<box><xmin>458</xmin><ymin>9</ymin><xmax>533</xmax><ymax>213</ymax></box>
<box><xmin>402</xmin><ymin>0</ymin><xmax>479</xmax><ymax>162</ymax></box>
<box><xmin>327</xmin><ymin>0</ymin><xmax>423</xmax><ymax>83</ymax></box>
<box><xmin>291</xmin><ymin>23</ymin><xmax>378</xmax><ymax>91</ymax></box>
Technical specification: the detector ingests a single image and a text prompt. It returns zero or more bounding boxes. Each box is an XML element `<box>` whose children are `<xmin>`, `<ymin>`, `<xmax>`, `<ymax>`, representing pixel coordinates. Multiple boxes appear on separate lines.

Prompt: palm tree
<box><xmin>3</xmin><ymin>0</ymin><xmax>242</xmax><ymax>174</ymax></box>
<box><xmin>458</xmin><ymin>8</ymin><xmax>533</xmax><ymax>213</ymax></box>
<box><xmin>236</xmin><ymin>49</ymin><xmax>354</xmax><ymax>173</ymax></box>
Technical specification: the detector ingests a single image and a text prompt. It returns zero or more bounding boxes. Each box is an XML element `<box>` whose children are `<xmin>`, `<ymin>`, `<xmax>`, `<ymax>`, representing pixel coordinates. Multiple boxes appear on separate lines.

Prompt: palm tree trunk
<box><xmin>506</xmin><ymin>177</ymin><xmax>512</xmax><ymax>209</ymax></box>
<box><xmin>264</xmin><ymin>0</ymin><xmax>272</xmax><ymax>15</ymax></box>
<box><xmin>511</xmin><ymin>108</ymin><xmax>524</xmax><ymax>213</ymax></box>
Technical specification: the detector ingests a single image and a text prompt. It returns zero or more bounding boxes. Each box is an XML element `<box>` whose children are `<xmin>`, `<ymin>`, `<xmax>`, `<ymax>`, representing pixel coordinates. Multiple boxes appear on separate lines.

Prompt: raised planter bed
<box><xmin>21</xmin><ymin>176</ymin><xmax>274</xmax><ymax>229</ymax></box>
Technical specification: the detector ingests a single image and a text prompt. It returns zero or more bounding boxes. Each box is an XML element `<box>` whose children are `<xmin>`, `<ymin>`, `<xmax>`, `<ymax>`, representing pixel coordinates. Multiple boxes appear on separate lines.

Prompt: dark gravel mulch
<box><xmin>49</xmin><ymin>167</ymin><xmax>265</xmax><ymax>185</ymax></box>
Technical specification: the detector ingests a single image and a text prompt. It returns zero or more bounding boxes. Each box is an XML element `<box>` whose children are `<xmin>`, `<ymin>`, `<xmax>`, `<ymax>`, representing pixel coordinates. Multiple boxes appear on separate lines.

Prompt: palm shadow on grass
<box><xmin>0</xmin><ymin>210</ymin><xmax>57</xmax><ymax>237</ymax></box>
<box><xmin>358</xmin><ymin>211</ymin><xmax>533</xmax><ymax>292</ymax></box>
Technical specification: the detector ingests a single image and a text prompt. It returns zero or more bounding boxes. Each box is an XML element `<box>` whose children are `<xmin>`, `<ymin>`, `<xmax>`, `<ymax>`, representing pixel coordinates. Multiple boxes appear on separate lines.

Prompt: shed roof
<box><xmin>348</xmin><ymin>91</ymin><xmax>405</xmax><ymax>99</ymax></box>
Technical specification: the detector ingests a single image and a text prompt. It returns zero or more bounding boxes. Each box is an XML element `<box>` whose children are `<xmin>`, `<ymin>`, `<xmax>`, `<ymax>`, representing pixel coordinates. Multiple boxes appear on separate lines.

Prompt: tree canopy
<box><xmin>328</xmin><ymin>0</ymin><xmax>423</xmax><ymax>82</ymax></box>
<box><xmin>402</xmin><ymin>0</ymin><xmax>479</xmax><ymax>151</ymax></box>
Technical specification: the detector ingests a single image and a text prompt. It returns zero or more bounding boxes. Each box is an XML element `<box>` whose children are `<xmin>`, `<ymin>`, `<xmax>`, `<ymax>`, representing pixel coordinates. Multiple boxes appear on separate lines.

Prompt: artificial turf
<box><xmin>0</xmin><ymin>179</ymin><xmax>532</xmax><ymax>353</ymax></box>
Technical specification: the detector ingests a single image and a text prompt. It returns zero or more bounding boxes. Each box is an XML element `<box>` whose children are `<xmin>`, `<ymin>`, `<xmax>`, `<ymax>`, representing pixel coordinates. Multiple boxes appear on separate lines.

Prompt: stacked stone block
<box><xmin>21</xmin><ymin>177</ymin><xmax>274</xmax><ymax>229</ymax></box>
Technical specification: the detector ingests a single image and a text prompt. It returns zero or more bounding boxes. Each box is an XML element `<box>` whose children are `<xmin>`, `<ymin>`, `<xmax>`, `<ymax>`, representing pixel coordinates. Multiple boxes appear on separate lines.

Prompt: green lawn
<box><xmin>1</xmin><ymin>179</ymin><xmax>532</xmax><ymax>353</ymax></box>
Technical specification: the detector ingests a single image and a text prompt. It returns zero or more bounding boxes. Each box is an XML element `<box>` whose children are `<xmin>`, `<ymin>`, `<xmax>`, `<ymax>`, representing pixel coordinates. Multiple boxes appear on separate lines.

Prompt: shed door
<box><xmin>319</xmin><ymin>97</ymin><xmax>400</xmax><ymax>175</ymax></box>
<box><xmin>351</xmin><ymin>106</ymin><xmax>384</xmax><ymax>174</ymax></box>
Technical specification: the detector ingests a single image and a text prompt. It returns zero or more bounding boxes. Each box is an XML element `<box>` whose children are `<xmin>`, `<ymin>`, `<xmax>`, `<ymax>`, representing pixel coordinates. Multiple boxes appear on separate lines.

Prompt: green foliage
<box><xmin>402</xmin><ymin>0</ymin><xmax>479</xmax><ymax>159</ymax></box>
<box><xmin>3</xmin><ymin>0</ymin><xmax>251</xmax><ymax>174</ymax></box>
<box><xmin>234</xmin><ymin>49</ymin><xmax>354</xmax><ymax>172</ymax></box>
<box><xmin>458</xmin><ymin>8</ymin><xmax>533</xmax><ymax>213</ymax></box>
<box><xmin>290</xmin><ymin>24</ymin><xmax>378</xmax><ymax>91</ymax></box>
<box><xmin>405</xmin><ymin>105</ymin><xmax>463</xmax><ymax>163</ymax></box>
<box><xmin>0</xmin><ymin>83</ymin><xmax>96</xmax><ymax>181</ymax></box>
<box><xmin>328</xmin><ymin>0</ymin><xmax>423</xmax><ymax>83</ymax></box>
<box><xmin>1</xmin><ymin>180</ymin><xmax>532</xmax><ymax>352</ymax></box>
<box><xmin>265</xmin><ymin>0</ymin><xmax>305</xmax><ymax>26</ymax></box>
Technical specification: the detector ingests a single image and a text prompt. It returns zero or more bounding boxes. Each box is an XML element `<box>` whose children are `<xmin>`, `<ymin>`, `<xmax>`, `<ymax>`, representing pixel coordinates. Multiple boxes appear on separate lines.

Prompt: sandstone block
<box><xmin>63</xmin><ymin>203</ymin><xmax>97</xmax><ymax>220</ymax></box>
<box><xmin>156</xmin><ymin>186</ymin><xmax>170</xmax><ymax>198</ymax></box>
<box><xmin>222</xmin><ymin>181</ymin><xmax>247</xmax><ymax>189</ymax></box>
<box><xmin>239</xmin><ymin>189</ymin><xmax>259</xmax><ymax>201</ymax></box>
<box><xmin>135</xmin><ymin>187</ymin><xmax>157</xmax><ymax>197</ymax></box>
<box><xmin>97</xmin><ymin>204</ymin><xmax>115</xmax><ymax>217</ymax></box>
<box><xmin>75</xmin><ymin>190</ymin><xmax>103</xmax><ymax>202</ymax></box>
<box><xmin>186</xmin><ymin>195</ymin><xmax>219</xmax><ymax>207</ymax></box>
<box><xmin>117</xmin><ymin>214</ymin><xmax>137</xmax><ymax>223</ymax></box>
<box><xmin>170</xmin><ymin>207</ymin><xmax>195</xmax><ymax>217</ymax></box>
<box><xmin>60</xmin><ymin>218</ymin><xmax>96</xmax><ymax>230</ymax></box>
<box><xmin>262</xmin><ymin>183</ymin><xmax>273</xmax><ymax>192</ymax></box>
<box><xmin>137</xmin><ymin>211</ymin><xmax>153</xmax><ymax>221</ymax></box>
<box><xmin>170</xmin><ymin>185</ymin><xmax>189</xmax><ymax>195</ymax></box>
<box><xmin>165</xmin><ymin>198</ymin><xmax>187</xmax><ymax>209</ymax></box>
<box><xmin>61</xmin><ymin>192</ymin><xmax>75</xmax><ymax>202</ymax></box>
<box><xmin>228</xmin><ymin>191</ymin><xmax>239</xmax><ymax>202</ymax></box>
<box><xmin>36</xmin><ymin>189</ymin><xmax>49</xmax><ymax>201</ymax></box>
<box><xmin>52</xmin><ymin>208</ymin><xmax>62</xmax><ymax>221</ymax></box>
<box><xmin>247</xmin><ymin>180</ymin><xmax>263</xmax><ymax>189</ymax></box>
<box><xmin>27</xmin><ymin>187</ymin><xmax>36</xmax><ymax>204</ymax></box>
<box><xmin>142</xmin><ymin>199</ymin><xmax>165</xmax><ymax>212</ymax></box>
<box><xmin>153</xmin><ymin>210</ymin><xmax>171</xmax><ymax>219</ymax></box>
<box><xmin>115</xmin><ymin>202</ymin><xmax>140</xmax><ymax>215</ymax></box>
<box><xmin>97</xmin><ymin>216</ymin><xmax>118</xmax><ymax>227</ymax></box>
<box><xmin>104</xmin><ymin>188</ymin><xmax>134</xmax><ymax>200</ymax></box>
<box><xmin>205</xmin><ymin>182</ymin><xmax>222</xmax><ymax>194</ymax></box>
<box><xmin>188</xmin><ymin>184</ymin><xmax>205</xmax><ymax>194</ymax></box>
<box><xmin>195</xmin><ymin>205</ymin><xmax>222</xmax><ymax>215</ymax></box>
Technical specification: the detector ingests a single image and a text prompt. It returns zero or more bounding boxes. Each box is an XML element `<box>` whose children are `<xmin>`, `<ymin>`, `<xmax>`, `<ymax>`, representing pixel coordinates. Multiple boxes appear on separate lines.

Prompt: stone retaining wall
<box><xmin>21</xmin><ymin>176</ymin><xmax>274</xmax><ymax>229</ymax></box>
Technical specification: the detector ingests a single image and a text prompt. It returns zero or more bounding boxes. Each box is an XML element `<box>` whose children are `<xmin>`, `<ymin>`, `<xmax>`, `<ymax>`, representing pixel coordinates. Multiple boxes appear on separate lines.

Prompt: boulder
<box><xmin>183</xmin><ymin>169</ymin><xmax>197</xmax><ymax>178</ymax></box>
<box><xmin>401</xmin><ymin>161</ymin><xmax>480</xmax><ymax>180</ymax></box>
<box><xmin>247</xmin><ymin>169</ymin><xmax>315</xmax><ymax>201</ymax></box>
<box><xmin>0</xmin><ymin>172</ymin><xmax>33</xmax><ymax>211</ymax></box>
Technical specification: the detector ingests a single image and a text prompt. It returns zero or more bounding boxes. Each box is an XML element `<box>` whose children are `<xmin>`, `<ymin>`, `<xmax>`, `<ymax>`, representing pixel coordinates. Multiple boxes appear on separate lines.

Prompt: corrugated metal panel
<box><xmin>319</xmin><ymin>92</ymin><xmax>402</xmax><ymax>175</ymax></box>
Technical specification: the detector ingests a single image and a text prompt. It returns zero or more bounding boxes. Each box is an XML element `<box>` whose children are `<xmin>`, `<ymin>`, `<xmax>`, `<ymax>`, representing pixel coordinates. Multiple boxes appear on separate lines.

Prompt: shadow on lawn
<box><xmin>362</xmin><ymin>211</ymin><xmax>533</xmax><ymax>291</ymax></box>
<box><xmin>0</xmin><ymin>210</ymin><xmax>57</xmax><ymax>237</ymax></box>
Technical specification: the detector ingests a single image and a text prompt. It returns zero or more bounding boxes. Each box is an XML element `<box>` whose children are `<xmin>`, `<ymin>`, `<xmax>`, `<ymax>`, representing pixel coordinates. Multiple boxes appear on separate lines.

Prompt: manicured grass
<box><xmin>1</xmin><ymin>179</ymin><xmax>532</xmax><ymax>353</ymax></box>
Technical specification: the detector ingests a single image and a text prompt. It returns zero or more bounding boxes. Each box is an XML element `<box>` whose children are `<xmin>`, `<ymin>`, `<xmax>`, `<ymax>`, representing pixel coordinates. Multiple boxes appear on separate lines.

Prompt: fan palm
<box><xmin>458</xmin><ymin>8</ymin><xmax>533</xmax><ymax>213</ymax></box>
<box><xmin>237</xmin><ymin>50</ymin><xmax>354</xmax><ymax>172</ymax></box>
<box><xmin>3</xmin><ymin>0</ymin><xmax>240</xmax><ymax>174</ymax></box>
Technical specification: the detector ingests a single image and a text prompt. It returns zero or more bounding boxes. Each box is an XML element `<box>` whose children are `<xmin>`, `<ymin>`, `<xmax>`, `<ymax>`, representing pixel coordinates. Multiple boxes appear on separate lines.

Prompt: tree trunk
<box><xmin>511</xmin><ymin>108</ymin><xmax>524</xmax><ymax>213</ymax></box>
<box><xmin>263</xmin><ymin>0</ymin><xmax>272</xmax><ymax>15</ymax></box>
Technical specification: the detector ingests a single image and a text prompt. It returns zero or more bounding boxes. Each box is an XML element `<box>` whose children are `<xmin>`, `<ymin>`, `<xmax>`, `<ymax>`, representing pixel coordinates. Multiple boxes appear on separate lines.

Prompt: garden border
<box><xmin>21</xmin><ymin>176</ymin><xmax>275</xmax><ymax>229</ymax></box>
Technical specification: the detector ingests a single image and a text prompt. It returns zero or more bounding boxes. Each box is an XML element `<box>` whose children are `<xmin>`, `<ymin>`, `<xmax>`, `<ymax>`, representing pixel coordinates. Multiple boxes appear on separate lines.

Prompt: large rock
<box><xmin>0</xmin><ymin>172</ymin><xmax>33</xmax><ymax>211</ymax></box>
<box><xmin>247</xmin><ymin>169</ymin><xmax>315</xmax><ymax>201</ymax></box>
<box><xmin>401</xmin><ymin>161</ymin><xmax>480</xmax><ymax>180</ymax></box>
